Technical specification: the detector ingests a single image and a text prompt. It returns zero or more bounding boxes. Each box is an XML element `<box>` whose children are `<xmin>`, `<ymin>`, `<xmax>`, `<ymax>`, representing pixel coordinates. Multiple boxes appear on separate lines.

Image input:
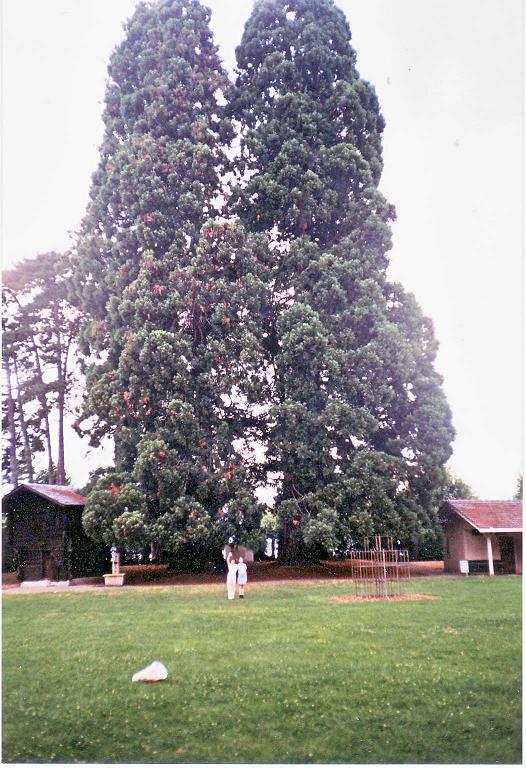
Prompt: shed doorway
<box><xmin>18</xmin><ymin>545</ymin><xmax>43</xmax><ymax>581</ymax></box>
<box><xmin>43</xmin><ymin>551</ymin><xmax>59</xmax><ymax>581</ymax></box>
<box><xmin>498</xmin><ymin>536</ymin><xmax>516</xmax><ymax>574</ymax></box>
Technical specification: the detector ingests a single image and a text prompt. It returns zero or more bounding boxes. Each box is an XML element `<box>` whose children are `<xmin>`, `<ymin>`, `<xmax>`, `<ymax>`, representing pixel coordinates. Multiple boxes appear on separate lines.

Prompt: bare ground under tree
<box><xmin>3</xmin><ymin>559</ymin><xmax>445</xmax><ymax>590</ymax></box>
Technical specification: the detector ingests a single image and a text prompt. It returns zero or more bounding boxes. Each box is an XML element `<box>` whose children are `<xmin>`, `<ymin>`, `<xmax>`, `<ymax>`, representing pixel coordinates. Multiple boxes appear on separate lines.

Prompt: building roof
<box><xmin>443</xmin><ymin>499</ymin><xmax>523</xmax><ymax>532</ymax></box>
<box><xmin>2</xmin><ymin>483</ymin><xmax>86</xmax><ymax>507</ymax></box>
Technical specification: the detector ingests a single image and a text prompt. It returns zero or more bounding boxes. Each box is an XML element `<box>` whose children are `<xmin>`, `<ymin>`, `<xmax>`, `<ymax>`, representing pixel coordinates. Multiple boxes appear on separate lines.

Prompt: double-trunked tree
<box><xmin>71</xmin><ymin>0</ymin><xmax>454</xmax><ymax>565</ymax></box>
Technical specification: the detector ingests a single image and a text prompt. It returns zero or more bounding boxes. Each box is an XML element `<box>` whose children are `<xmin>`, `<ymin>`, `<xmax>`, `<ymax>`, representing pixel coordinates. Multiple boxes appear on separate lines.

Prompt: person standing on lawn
<box><xmin>226</xmin><ymin>551</ymin><xmax>238</xmax><ymax>600</ymax></box>
<box><xmin>237</xmin><ymin>556</ymin><xmax>247</xmax><ymax>598</ymax></box>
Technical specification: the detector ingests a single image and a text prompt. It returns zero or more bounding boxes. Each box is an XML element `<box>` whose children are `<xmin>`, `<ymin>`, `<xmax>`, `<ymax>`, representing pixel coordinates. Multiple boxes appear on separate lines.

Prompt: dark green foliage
<box><xmin>231</xmin><ymin>0</ymin><xmax>455</xmax><ymax>561</ymax></box>
<box><xmin>71</xmin><ymin>0</ymin><xmax>454</xmax><ymax>564</ymax></box>
<box><xmin>33</xmin><ymin>466</ymin><xmax>71</xmax><ymax>486</ymax></box>
<box><xmin>443</xmin><ymin>471</ymin><xmax>474</xmax><ymax>500</ymax></box>
<box><xmin>412</xmin><ymin>472</ymin><xmax>474</xmax><ymax>560</ymax></box>
<box><xmin>71</xmin><ymin>0</ymin><xmax>268</xmax><ymax>561</ymax></box>
<box><xmin>82</xmin><ymin>471</ymin><xmax>149</xmax><ymax>548</ymax></box>
<box><xmin>70</xmin><ymin>0</ymin><xmax>234</xmax><ymax>357</ymax></box>
<box><xmin>230</xmin><ymin>0</ymin><xmax>391</xmax><ymax>249</ymax></box>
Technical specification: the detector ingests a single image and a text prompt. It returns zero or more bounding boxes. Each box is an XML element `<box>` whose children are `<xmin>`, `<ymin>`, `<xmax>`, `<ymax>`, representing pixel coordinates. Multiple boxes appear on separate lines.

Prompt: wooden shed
<box><xmin>441</xmin><ymin>499</ymin><xmax>522</xmax><ymax>575</ymax></box>
<box><xmin>2</xmin><ymin>483</ymin><xmax>107</xmax><ymax>583</ymax></box>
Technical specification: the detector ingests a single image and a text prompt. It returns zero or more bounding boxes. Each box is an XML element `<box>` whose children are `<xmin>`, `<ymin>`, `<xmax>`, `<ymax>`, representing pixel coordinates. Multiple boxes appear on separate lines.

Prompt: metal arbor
<box><xmin>350</xmin><ymin>535</ymin><xmax>410</xmax><ymax>598</ymax></box>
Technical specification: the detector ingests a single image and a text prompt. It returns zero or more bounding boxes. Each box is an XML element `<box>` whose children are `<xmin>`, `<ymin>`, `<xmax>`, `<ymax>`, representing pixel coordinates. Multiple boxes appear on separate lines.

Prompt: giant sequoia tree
<box><xmin>72</xmin><ymin>0</ymin><xmax>454</xmax><ymax>565</ymax></box>
<box><xmin>71</xmin><ymin>0</ymin><xmax>269</xmax><ymax>565</ymax></box>
<box><xmin>229</xmin><ymin>0</ymin><xmax>454</xmax><ymax>560</ymax></box>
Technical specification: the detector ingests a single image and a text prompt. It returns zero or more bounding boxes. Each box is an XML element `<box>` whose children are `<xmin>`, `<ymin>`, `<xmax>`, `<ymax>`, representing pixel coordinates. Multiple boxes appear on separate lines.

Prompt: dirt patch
<box><xmin>2</xmin><ymin>559</ymin><xmax>445</xmax><ymax>591</ymax></box>
<box><xmin>331</xmin><ymin>594</ymin><xmax>440</xmax><ymax>603</ymax></box>
<box><xmin>2</xmin><ymin>573</ymin><xmax>19</xmax><ymax>589</ymax></box>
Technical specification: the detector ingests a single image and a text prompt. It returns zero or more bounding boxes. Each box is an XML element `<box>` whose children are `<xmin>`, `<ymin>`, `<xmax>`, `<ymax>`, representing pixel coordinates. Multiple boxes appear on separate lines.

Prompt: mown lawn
<box><xmin>2</xmin><ymin>576</ymin><xmax>521</xmax><ymax>764</ymax></box>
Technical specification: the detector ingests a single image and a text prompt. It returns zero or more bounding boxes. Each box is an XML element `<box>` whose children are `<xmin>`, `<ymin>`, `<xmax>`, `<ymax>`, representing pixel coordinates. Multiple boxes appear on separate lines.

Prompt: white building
<box><xmin>441</xmin><ymin>499</ymin><xmax>522</xmax><ymax>575</ymax></box>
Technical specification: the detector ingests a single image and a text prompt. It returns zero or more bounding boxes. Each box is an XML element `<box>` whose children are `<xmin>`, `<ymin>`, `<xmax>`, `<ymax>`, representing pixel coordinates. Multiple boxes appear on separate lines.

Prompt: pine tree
<box><xmin>230</xmin><ymin>0</ymin><xmax>455</xmax><ymax>561</ymax></box>
<box><xmin>3</xmin><ymin>254</ymin><xmax>81</xmax><ymax>485</ymax></box>
<box><xmin>72</xmin><ymin>0</ymin><xmax>269</xmax><ymax>564</ymax></box>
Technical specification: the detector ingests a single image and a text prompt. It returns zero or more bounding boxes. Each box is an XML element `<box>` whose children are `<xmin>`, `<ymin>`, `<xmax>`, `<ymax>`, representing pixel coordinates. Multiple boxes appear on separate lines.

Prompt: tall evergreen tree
<box><xmin>230</xmin><ymin>0</ymin><xmax>455</xmax><ymax>560</ymax></box>
<box><xmin>72</xmin><ymin>0</ymin><xmax>268</xmax><ymax>564</ymax></box>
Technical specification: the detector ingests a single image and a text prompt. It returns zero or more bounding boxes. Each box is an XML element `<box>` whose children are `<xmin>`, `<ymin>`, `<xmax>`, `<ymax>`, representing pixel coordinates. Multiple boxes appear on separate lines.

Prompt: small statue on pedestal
<box><xmin>111</xmin><ymin>546</ymin><xmax>121</xmax><ymax>575</ymax></box>
<box><xmin>104</xmin><ymin>546</ymin><xmax>125</xmax><ymax>587</ymax></box>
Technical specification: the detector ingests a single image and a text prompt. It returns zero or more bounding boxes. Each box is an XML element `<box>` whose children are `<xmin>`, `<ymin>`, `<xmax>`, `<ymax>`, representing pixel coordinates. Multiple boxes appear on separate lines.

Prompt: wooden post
<box><xmin>381</xmin><ymin>547</ymin><xmax>387</xmax><ymax>597</ymax></box>
<box><xmin>485</xmin><ymin>535</ymin><xmax>495</xmax><ymax>576</ymax></box>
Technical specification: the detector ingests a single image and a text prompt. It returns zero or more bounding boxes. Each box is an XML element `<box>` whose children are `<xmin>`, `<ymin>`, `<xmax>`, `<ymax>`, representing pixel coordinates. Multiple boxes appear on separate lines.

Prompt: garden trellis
<box><xmin>350</xmin><ymin>535</ymin><xmax>410</xmax><ymax>598</ymax></box>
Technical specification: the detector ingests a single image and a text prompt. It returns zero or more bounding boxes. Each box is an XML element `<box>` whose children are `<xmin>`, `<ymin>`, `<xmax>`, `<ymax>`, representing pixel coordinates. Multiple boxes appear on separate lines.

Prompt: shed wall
<box><xmin>513</xmin><ymin>534</ymin><xmax>522</xmax><ymax>574</ymax></box>
<box><xmin>444</xmin><ymin>515</ymin><xmax>467</xmax><ymax>570</ymax></box>
<box><xmin>5</xmin><ymin>489</ymin><xmax>107</xmax><ymax>580</ymax></box>
<box><xmin>444</xmin><ymin>516</ymin><xmax>504</xmax><ymax>573</ymax></box>
<box><xmin>464</xmin><ymin>532</ymin><xmax>501</xmax><ymax>560</ymax></box>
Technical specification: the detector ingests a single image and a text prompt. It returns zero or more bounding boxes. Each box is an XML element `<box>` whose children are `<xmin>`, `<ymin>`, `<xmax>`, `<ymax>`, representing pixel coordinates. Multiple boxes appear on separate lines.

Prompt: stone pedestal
<box><xmin>103</xmin><ymin>573</ymin><xmax>125</xmax><ymax>586</ymax></box>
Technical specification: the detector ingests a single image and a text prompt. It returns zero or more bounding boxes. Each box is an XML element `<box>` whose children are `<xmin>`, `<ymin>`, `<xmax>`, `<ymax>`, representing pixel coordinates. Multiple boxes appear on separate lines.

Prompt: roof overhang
<box><xmin>2</xmin><ymin>483</ymin><xmax>85</xmax><ymax>507</ymax></box>
<box><xmin>443</xmin><ymin>503</ymin><xmax>523</xmax><ymax>534</ymax></box>
<box><xmin>477</xmin><ymin>528</ymin><xmax>522</xmax><ymax>534</ymax></box>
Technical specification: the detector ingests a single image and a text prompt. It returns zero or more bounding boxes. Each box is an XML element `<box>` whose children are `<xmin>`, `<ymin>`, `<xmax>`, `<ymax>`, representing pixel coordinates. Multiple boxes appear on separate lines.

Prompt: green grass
<box><xmin>2</xmin><ymin>576</ymin><xmax>521</xmax><ymax>763</ymax></box>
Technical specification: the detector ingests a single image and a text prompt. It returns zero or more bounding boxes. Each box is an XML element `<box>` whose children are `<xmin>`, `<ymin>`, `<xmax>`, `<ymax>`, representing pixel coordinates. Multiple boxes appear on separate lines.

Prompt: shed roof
<box><xmin>2</xmin><ymin>483</ymin><xmax>86</xmax><ymax>507</ymax></box>
<box><xmin>443</xmin><ymin>499</ymin><xmax>523</xmax><ymax>532</ymax></box>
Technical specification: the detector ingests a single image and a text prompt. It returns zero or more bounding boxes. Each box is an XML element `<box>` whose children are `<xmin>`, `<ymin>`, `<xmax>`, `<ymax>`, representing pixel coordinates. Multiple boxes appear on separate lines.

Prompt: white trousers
<box><xmin>227</xmin><ymin>575</ymin><xmax>236</xmax><ymax>599</ymax></box>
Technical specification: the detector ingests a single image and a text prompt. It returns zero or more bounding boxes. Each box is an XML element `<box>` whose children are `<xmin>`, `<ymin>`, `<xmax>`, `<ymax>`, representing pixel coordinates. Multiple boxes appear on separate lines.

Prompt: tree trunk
<box><xmin>38</xmin><ymin>370</ymin><xmax>55</xmax><ymax>483</ymax></box>
<box><xmin>32</xmin><ymin>345</ymin><xmax>54</xmax><ymax>482</ymax></box>
<box><xmin>55</xmin><ymin>305</ymin><xmax>66</xmax><ymax>485</ymax></box>
<box><xmin>13</xmin><ymin>356</ymin><xmax>34</xmax><ymax>482</ymax></box>
<box><xmin>278</xmin><ymin>521</ymin><xmax>302</xmax><ymax>564</ymax></box>
<box><xmin>56</xmin><ymin>387</ymin><xmax>65</xmax><ymax>484</ymax></box>
<box><xmin>4</xmin><ymin>358</ymin><xmax>19</xmax><ymax>487</ymax></box>
<box><xmin>276</xmin><ymin>475</ymin><xmax>310</xmax><ymax>564</ymax></box>
<box><xmin>13</xmin><ymin>294</ymin><xmax>54</xmax><ymax>482</ymax></box>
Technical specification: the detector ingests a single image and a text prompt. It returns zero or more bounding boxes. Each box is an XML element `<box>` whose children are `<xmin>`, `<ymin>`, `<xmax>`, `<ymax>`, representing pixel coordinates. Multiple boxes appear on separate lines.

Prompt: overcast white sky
<box><xmin>2</xmin><ymin>0</ymin><xmax>523</xmax><ymax>499</ymax></box>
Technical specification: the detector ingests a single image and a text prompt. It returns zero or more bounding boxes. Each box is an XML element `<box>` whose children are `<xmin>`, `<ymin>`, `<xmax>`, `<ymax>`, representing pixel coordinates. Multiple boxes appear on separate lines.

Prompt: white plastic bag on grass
<box><xmin>132</xmin><ymin>660</ymin><xmax>168</xmax><ymax>682</ymax></box>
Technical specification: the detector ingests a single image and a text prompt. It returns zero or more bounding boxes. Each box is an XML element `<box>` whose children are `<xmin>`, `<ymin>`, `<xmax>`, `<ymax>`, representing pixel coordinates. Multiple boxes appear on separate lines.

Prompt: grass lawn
<box><xmin>2</xmin><ymin>576</ymin><xmax>521</xmax><ymax>763</ymax></box>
